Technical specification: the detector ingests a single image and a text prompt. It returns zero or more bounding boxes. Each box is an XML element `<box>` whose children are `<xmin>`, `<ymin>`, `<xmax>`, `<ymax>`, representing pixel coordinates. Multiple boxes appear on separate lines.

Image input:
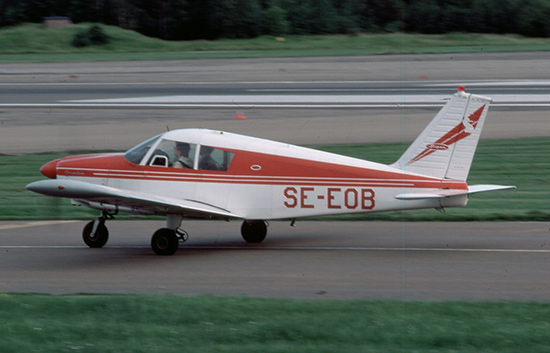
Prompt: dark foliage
<box><xmin>1</xmin><ymin>0</ymin><xmax>549</xmax><ymax>40</ymax></box>
<box><xmin>71</xmin><ymin>24</ymin><xmax>109</xmax><ymax>47</ymax></box>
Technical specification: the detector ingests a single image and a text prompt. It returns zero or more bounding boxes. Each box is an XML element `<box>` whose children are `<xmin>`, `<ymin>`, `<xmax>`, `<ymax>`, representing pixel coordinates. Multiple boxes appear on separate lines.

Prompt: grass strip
<box><xmin>1</xmin><ymin>137</ymin><xmax>546</xmax><ymax>222</ymax></box>
<box><xmin>1</xmin><ymin>23</ymin><xmax>550</xmax><ymax>62</ymax></box>
<box><xmin>1</xmin><ymin>293</ymin><xmax>549</xmax><ymax>353</ymax></box>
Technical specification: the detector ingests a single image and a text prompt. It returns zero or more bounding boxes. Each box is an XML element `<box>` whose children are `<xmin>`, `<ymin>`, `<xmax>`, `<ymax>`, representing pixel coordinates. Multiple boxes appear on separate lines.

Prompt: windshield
<box><xmin>124</xmin><ymin>134</ymin><xmax>162</xmax><ymax>164</ymax></box>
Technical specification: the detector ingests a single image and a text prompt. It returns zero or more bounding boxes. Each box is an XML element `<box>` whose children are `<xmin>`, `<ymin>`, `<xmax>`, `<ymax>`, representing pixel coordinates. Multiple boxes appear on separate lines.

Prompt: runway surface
<box><xmin>1</xmin><ymin>53</ymin><xmax>548</xmax><ymax>300</ymax></box>
<box><xmin>1</xmin><ymin>220</ymin><xmax>549</xmax><ymax>300</ymax></box>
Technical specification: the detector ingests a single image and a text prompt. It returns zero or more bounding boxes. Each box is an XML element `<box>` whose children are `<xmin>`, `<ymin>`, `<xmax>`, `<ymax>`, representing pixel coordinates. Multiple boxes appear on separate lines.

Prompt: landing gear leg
<box><xmin>82</xmin><ymin>211</ymin><xmax>114</xmax><ymax>248</ymax></box>
<box><xmin>151</xmin><ymin>214</ymin><xmax>187</xmax><ymax>256</ymax></box>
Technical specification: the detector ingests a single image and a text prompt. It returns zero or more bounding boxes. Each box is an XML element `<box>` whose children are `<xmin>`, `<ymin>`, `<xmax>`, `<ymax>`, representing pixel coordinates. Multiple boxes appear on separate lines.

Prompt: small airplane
<box><xmin>27</xmin><ymin>87</ymin><xmax>514</xmax><ymax>255</ymax></box>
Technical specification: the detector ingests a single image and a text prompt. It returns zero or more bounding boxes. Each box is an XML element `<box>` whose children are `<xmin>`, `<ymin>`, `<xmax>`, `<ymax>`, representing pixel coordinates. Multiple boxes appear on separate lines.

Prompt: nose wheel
<box><xmin>82</xmin><ymin>219</ymin><xmax>109</xmax><ymax>248</ymax></box>
<box><xmin>82</xmin><ymin>211</ymin><xmax>115</xmax><ymax>249</ymax></box>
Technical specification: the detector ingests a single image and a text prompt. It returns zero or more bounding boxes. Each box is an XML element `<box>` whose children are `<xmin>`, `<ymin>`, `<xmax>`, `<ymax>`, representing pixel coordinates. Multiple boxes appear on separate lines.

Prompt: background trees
<box><xmin>1</xmin><ymin>0</ymin><xmax>548</xmax><ymax>39</ymax></box>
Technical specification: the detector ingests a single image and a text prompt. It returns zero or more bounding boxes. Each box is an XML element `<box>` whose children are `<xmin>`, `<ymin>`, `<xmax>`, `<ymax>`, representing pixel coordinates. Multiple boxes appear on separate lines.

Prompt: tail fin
<box><xmin>391</xmin><ymin>87</ymin><xmax>492</xmax><ymax>181</ymax></box>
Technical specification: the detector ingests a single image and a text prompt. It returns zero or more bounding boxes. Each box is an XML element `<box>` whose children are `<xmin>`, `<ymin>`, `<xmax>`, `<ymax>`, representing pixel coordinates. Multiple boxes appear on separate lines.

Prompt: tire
<box><xmin>82</xmin><ymin>221</ymin><xmax>109</xmax><ymax>248</ymax></box>
<box><xmin>241</xmin><ymin>220</ymin><xmax>267</xmax><ymax>243</ymax></box>
<box><xmin>151</xmin><ymin>228</ymin><xmax>179</xmax><ymax>256</ymax></box>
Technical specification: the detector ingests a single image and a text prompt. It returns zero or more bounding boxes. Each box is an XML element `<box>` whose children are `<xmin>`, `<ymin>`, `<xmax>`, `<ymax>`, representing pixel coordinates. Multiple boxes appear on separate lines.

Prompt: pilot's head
<box><xmin>174</xmin><ymin>142</ymin><xmax>190</xmax><ymax>156</ymax></box>
<box><xmin>200</xmin><ymin>146</ymin><xmax>214</xmax><ymax>156</ymax></box>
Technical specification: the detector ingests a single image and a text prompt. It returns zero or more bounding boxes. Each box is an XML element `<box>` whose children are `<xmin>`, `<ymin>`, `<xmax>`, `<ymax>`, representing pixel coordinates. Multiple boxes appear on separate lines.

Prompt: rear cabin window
<box><xmin>198</xmin><ymin>145</ymin><xmax>234</xmax><ymax>172</ymax></box>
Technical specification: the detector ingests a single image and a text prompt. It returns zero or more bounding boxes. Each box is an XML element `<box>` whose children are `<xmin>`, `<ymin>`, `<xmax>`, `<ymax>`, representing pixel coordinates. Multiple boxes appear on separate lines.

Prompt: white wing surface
<box><xmin>26</xmin><ymin>179</ymin><xmax>242</xmax><ymax>220</ymax></box>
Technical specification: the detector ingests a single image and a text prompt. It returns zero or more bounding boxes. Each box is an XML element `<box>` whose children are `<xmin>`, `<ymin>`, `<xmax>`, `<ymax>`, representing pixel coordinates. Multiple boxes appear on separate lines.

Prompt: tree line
<box><xmin>1</xmin><ymin>0</ymin><xmax>549</xmax><ymax>40</ymax></box>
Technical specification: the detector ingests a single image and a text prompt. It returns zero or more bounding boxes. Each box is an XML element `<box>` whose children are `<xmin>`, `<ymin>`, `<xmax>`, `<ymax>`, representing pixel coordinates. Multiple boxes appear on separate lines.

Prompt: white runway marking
<box><xmin>188</xmin><ymin>245</ymin><xmax>550</xmax><ymax>253</ymax></box>
<box><xmin>2</xmin><ymin>94</ymin><xmax>548</xmax><ymax>108</ymax></box>
<box><xmin>1</xmin><ymin>244</ymin><xmax>549</xmax><ymax>253</ymax></box>
<box><xmin>0</xmin><ymin>103</ymin><xmax>447</xmax><ymax>108</ymax></box>
<box><xmin>65</xmin><ymin>94</ymin><xmax>550</xmax><ymax>105</ymax></box>
<box><xmin>2</xmin><ymin>79</ymin><xmax>550</xmax><ymax>87</ymax></box>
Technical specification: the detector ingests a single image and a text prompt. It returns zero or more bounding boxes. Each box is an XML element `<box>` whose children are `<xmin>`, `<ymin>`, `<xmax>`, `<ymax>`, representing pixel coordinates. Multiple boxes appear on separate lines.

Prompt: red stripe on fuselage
<box><xmin>55</xmin><ymin>151</ymin><xmax>468</xmax><ymax>190</ymax></box>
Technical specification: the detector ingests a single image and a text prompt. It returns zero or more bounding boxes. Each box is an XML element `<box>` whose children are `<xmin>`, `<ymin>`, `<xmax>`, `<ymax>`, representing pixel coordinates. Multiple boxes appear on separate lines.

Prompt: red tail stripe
<box><xmin>408</xmin><ymin>104</ymin><xmax>485</xmax><ymax>165</ymax></box>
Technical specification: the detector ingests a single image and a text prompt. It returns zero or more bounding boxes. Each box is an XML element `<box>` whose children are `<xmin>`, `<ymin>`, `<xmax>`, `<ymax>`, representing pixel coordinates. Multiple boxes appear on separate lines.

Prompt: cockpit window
<box><xmin>126</xmin><ymin>136</ymin><xmax>234</xmax><ymax>171</ymax></box>
<box><xmin>124</xmin><ymin>134</ymin><xmax>161</xmax><ymax>164</ymax></box>
<box><xmin>146</xmin><ymin>139</ymin><xmax>197</xmax><ymax>169</ymax></box>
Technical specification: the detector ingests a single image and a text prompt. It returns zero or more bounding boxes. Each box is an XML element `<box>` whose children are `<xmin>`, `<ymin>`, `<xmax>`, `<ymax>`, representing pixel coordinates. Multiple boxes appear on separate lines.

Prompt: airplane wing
<box><xmin>26</xmin><ymin>179</ymin><xmax>242</xmax><ymax>220</ymax></box>
<box><xmin>394</xmin><ymin>184</ymin><xmax>516</xmax><ymax>200</ymax></box>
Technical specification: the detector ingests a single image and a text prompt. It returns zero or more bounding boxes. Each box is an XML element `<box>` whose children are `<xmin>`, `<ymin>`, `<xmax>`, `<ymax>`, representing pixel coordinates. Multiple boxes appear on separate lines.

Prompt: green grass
<box><xmin>1</xmin><ymin>23</ymin><xmax>550</xmax><ymax>62</ymax></box>
<box><xmin>1</xmin><ymin>137</ymin><xmax>546</xmax><ymax>221</ymax></box>
<box><xmin>1</xmin><ymin>294</ymin><xmax>549</xmax><ymax>353</ymax></box>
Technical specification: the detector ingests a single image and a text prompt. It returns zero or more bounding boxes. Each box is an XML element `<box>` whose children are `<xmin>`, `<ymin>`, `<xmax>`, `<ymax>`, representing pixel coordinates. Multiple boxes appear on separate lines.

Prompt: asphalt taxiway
<box><xmin>1</xmin><ymin>220</ymin><xmax>548</xmax><ymax>300</ymax></box>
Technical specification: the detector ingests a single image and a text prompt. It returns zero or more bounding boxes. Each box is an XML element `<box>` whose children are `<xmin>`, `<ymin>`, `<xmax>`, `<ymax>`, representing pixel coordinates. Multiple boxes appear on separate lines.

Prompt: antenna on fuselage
<box><xmin>166</xmin><ymin>125</ymin><xmax>170</xmax><ymax>131</ymax></box>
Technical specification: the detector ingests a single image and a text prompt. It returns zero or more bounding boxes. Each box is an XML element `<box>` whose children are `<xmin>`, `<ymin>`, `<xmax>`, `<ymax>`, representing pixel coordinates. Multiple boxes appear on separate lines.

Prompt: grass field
<box><xmin>1</xmin><ymin>23</ymin><xmax>550</xmax><ymax>62</ymax></box>
<box><xmin>1</xmin><ymin>294</ymin><xmax>550</xmax><ymax>353</ymax></box>
<box><xmin>2</xmin><ymin>137</ymin><xmax>547</xmax><ymax>222</ymax></box>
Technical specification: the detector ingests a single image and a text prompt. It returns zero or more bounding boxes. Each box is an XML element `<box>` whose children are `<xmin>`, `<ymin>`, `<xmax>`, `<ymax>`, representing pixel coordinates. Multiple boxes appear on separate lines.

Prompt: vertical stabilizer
<box><xmin>391</xmin><ymin>87</ymin><xmax>492</xmax><ymax>181</ymax></box>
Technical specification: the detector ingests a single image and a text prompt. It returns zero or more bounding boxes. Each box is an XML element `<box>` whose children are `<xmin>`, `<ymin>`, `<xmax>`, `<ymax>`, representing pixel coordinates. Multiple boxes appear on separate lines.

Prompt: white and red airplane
<box><xmin>27</xmin><ymin>87</ymin><xmax>514</xmax><ymax>255</ymax></box>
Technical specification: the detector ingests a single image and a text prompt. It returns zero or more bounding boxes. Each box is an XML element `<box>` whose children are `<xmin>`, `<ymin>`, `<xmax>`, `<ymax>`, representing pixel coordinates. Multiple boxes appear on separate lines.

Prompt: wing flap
<box><xmin>26</xmin><ymin>179</ymin><xmax>242</xmax><ymax>219</ymax></box>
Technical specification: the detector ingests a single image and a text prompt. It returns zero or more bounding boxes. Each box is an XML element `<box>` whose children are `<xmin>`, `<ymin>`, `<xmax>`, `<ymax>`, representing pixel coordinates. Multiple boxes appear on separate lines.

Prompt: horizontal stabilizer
<box><xmin>395</xmin><ymin>184</ymin><xmax>515</xmax><ymax>200</ymax></box>
<box><xmin>466</xmin><ymin>184</ymin><xmax>517</xmax><ymax>194</ymax></box>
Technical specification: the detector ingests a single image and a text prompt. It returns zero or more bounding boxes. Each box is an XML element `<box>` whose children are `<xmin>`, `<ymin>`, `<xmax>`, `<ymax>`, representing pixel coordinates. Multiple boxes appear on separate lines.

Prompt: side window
<box><xmin>198</xmin><ymin>145</ymin><xmax>234</xmax><ymax>172</ymax></box>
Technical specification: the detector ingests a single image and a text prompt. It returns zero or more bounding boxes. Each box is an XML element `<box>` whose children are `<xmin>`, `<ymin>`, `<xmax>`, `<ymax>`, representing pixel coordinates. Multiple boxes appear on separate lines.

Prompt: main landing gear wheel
<box><xmin>82</xmin><ymin>220</ymin><xmax>109</xmax><ymax>248</ymax></box>
<box><xmin>241</xmin><ymin>220</ymin><xmax>268</xmax><ymax>243</ymax></box>
<box><xmin>151</xmin><ymin>228</ymin><xmax>179</xmax><ymax>256</ymax></box>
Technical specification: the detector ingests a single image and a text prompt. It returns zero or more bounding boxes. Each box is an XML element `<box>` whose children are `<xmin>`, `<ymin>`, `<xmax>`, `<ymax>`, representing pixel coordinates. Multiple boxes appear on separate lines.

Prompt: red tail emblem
<box><xmin>407</xmin><ymin>105</ymin><xmax>485</xmax><ymax>165</ymax></box>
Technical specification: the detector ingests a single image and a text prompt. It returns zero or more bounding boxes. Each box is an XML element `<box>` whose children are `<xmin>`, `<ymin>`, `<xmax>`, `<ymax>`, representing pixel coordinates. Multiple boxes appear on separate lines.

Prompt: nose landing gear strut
<box><xmin>82</xmin><ymin>210</ymin><xmax>115</xmax><ymax>248</ymax></box>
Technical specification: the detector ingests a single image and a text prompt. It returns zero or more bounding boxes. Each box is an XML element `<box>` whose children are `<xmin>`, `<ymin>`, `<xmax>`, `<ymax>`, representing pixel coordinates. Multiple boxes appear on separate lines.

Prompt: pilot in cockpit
<box><xmin>173</xmin><ymin>142</ymin><xmax>193</xmax><ymax>169</ymax></box>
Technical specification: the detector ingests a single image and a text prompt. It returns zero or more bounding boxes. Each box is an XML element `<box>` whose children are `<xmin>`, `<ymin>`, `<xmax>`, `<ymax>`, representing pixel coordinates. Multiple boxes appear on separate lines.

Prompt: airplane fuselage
<box><xmin>43</xmin><ymin>129</ymin><xmax>469</xmax><ymax>220</ymax></box>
